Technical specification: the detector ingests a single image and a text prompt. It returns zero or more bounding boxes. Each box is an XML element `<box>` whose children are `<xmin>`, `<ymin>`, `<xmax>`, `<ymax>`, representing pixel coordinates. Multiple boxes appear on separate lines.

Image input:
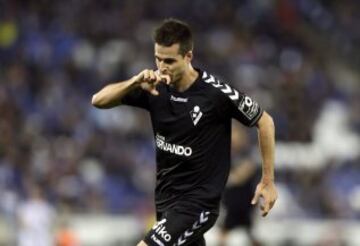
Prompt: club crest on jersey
<box><xmin>190</xmin><ymin>105</ymin><xmax>203</xmax><ymax>126</ymax></box>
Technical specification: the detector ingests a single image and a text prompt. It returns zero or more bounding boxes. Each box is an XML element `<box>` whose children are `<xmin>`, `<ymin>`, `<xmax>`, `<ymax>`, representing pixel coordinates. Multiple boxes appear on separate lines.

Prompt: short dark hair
<box><xmin>153</xmin><ymin>18</ymin><xmax>193</xmax><ymax>56</ymax></box>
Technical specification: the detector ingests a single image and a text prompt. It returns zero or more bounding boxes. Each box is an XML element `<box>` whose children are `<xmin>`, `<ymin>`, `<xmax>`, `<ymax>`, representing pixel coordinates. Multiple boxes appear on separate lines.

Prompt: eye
<box><xmin>164</xmin><ymin>59</ymin><xmax>176</xmax><ymax>64</ymax></box>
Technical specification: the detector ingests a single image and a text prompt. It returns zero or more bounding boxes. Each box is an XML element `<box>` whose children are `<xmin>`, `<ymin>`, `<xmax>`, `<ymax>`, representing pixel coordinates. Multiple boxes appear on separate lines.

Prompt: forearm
<box><xmin>257</xmin><ymin>112</ymin><xmax>275</xmax><ymax>183</ymax></box>
<box><xmin>92</xmin><ymin>77</ymin><xmax>138</xmax><ymax>108</ymax></box>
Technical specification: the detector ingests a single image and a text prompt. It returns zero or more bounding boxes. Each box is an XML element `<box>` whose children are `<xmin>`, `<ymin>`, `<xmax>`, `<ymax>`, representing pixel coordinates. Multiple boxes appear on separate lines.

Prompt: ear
<box><xmin>185</xmin><ymin>51</ymin><xmax>193</xmax><ymax>63</ymax></box>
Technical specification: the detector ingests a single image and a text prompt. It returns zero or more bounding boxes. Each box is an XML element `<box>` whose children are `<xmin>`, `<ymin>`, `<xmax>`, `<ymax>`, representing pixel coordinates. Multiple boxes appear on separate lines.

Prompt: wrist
<box><xmin>261</xmin><ymin>176</ymin><xmax>274</xmax><ymax>185</ymax></box>
<box><xmin>130</xmin><ymin>75</ymin><xmax>140</xmax><ymax>86</ymax></box>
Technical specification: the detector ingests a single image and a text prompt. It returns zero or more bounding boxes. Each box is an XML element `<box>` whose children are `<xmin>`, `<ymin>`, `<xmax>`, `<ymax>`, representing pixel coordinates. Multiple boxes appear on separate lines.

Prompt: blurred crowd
<box><xmin>0</xmin><ymin>0</ymin><xmax>359</xmax><ymax>233</ymax></box>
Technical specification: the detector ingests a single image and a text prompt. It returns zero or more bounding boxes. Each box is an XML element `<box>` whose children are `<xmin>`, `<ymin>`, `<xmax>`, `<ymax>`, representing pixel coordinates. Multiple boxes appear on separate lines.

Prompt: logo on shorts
<box><xmin>151</xmin><ymin>235</ymin><xmax>164</xmax><ymax>246</ymax></box>
<box><xmin>152</xmin><ymin>218</ymin><xmax>172</xmax><ymax>243</ymax></box>
<box><xmin>175</xmin><ymin>211</ymin><xmax>210</xmax><ymax>246</ymax></box>
<box><xmin>190</xmin><ymin>105</ymin><xmax>203</xmax><ymax>126</ymax></box>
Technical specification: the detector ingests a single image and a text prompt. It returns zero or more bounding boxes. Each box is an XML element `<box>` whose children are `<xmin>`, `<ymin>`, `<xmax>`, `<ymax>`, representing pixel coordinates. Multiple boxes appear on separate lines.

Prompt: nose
<box><xmin>159</xmin><ymin>62</ymin><xmax>169</xmax><ymax>74</ymax></box>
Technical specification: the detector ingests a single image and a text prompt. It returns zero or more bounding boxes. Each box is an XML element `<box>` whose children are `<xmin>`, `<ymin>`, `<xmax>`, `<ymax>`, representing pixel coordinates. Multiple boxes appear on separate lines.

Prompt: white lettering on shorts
<box><xmin>152</xmin><ymin>218</ymin><xmax>172</xmax><ymax>242</ymax></box>
<box><xmin>151</xmin><ymin>234</ymin><xmax>164</xmax><ymax>246</ymax></box>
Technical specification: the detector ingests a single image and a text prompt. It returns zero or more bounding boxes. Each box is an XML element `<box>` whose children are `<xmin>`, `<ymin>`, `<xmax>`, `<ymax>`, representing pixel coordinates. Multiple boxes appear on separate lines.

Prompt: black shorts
<box><xmin>144</xmin><ymin>209</ymin><xmax>218</xmax><ymax>246</ymax></box>
<box><xmin>221</xmin><ymin>183</ymin><xmax>255</xmax><ymax>230</ymax></box>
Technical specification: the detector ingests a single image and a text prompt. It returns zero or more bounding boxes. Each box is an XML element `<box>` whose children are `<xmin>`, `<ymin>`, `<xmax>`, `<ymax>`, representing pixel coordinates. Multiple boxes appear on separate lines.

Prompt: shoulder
<box><xmin>200</xmin><ymin>70</ymin><xmax>241</xmax><ymax>105</ymax></box>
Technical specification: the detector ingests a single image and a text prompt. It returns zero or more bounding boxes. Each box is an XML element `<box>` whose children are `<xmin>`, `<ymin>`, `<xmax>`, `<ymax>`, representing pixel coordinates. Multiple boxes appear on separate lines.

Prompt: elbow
<box><xmin>91</xmin><ymin>94</ymin><xmax>99</xmax><ymax>106</ymax></box>
<box><xmin>91</xmin><ymin>94</ymin><xmax>104</xmax><ymax>108</ymax></box>
<box><xmin>91</xmin><ymin>93</ymin><xmax>118</xmax><ymax>109</ymax></box>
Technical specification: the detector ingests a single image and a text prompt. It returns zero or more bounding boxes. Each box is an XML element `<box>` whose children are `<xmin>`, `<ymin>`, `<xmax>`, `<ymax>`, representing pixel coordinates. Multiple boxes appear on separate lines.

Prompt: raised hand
<box><xmin>134</xmin><ymin>69</ymin><xmax>171</xmax><ymax>96</ymax></box>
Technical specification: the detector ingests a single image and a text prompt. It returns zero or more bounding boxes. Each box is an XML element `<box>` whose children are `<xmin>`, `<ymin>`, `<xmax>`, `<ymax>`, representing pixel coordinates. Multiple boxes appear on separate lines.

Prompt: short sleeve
<box><xmin>212</xmin><ymin>83</ymin><xmax>262</xmax><ymax>127</ymax></box>
<box><xmin>230</xmin><ymin>92</ymin><xmax>263</xmax><ymax>127</ymax></box>
<box><xmin>121</xmin><ymin>86</ymin><xmax>150</xmax><ymax>110</ymax></box>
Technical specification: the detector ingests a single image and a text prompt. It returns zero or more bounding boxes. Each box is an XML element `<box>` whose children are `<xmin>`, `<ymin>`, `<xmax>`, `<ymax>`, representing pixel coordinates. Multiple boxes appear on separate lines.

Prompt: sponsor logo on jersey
<box><xmin>189</xmin><ymin>105</ymin><xmax>203</xmax><ymax>126</ymax></box>
<box><xmin>170</xmin><ymin>95</ymin><xmax>188</xmax><ymax>102</ymax></box>
<box><xmin>152</xmin><ymin>218</ymin><xmax>172</xmax><ymax>243</ymax></box>
<box><xmin>156</xmin><ymin>134</ymin><xmax>192</xmax><ymax>157</ymax></box>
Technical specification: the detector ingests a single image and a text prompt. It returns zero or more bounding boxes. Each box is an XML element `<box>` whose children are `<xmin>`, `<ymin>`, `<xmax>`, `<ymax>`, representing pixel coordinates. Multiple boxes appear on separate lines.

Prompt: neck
<box><xmin>174</xmin><ymin>64</ymin><xmax>198</xmax><ymax>92</ymax></box>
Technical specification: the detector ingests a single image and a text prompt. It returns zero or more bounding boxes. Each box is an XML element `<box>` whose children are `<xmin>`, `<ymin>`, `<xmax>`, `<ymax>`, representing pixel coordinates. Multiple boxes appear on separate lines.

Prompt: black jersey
<box><xmin>121</xmin><ymin>69</ymin><xmax>263</xmax><ymax>215</ymax></box>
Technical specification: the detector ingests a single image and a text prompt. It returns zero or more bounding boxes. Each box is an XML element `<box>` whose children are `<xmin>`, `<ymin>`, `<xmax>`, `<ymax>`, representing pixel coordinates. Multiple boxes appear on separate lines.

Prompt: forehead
<box><xmin>154</xmin><ymin>43</ymin><xmax>181</xmax><ymax>58</ymax></box>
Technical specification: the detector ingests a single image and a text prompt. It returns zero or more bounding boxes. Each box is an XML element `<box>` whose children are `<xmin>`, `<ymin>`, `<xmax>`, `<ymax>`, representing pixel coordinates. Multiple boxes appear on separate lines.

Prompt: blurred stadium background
<box><xmin>0</xmin><ymin>0</ymin><xmax>359</xmax><ymax>245</ymax></box>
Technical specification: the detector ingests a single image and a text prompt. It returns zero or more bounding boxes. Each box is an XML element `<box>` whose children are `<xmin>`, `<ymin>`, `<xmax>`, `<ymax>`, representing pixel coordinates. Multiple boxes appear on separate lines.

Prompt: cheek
<box><xmin>173</xmin><ymin>62</ymin><xmax>185</xmax><ymax>74</ymax></box>
<box><xmin>174</xmin><ymin>69</ymin><xmax>185</xmax><ymax>81</ymax></box>
<box><xmin>172</xmin><ymin>66</ymin><xmax>183</xmax><ymax>77</ymax></box>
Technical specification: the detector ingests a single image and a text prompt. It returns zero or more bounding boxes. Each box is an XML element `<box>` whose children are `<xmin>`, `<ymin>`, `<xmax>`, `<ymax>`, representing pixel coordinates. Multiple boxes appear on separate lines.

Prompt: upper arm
<box><xmin>256</xmin><ymin>111</ymin><xmax>274</xmax><ymax>129</ymax></box>
<box><xmin>216</xmin><ymin>88</ymin><xmax>263</xmax><ymax>127</ymax></box>
<box><xmin>204</xmin><ymin>72</ymin><xmax>262</xmax><ymax>126</ymax></box>
<box><xmin>120</xmin><ymin>87</ymin><xmax>150</xmax><ymax>110</ymax></box>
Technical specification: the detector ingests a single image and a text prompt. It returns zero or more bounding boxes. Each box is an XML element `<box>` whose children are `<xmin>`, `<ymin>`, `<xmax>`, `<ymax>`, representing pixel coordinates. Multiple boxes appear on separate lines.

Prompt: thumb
<box><xmin>160</xmin><ymin>75</ymin><xmax>171</xmax><ymax>85</ymax></box>
<box><xmin>134</xmin><ymin>72</ymin><xmax>145</xmax><ymax>84</ymax></box>
<box><xmin>150</xmin><ymin>88</ymin><xmax>159</xmax><ymax>96</ymax></box>
<box><xmin>155</xmin><ymin>70</ymin><xmax>171</xmax><ymax>85</ymax></box>
<box><xmin>251</xmin><ymin>191</ymin><xmax>260</xmax><ymax>205</ymax></box>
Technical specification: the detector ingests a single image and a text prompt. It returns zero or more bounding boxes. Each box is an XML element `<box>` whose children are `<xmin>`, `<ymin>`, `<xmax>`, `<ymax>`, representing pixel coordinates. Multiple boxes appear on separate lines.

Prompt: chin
<box><xmin>170</xmin><ymin>78</ymin><xmax>180</xmax><ymax>86</ymax></box>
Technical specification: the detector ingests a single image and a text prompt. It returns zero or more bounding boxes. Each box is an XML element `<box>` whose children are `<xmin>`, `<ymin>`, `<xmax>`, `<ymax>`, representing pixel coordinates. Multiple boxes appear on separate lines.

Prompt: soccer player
<box><xmin>92</xmin><ymin>18</ymin><xmax>277</xmax><ymax>246</ymax></box>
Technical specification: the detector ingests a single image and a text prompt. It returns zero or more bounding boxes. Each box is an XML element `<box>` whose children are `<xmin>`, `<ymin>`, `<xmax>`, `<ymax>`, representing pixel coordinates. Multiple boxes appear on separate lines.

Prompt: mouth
<box><xmin>159</xmin><ymin>73</ymin><xmax>172</xmax><ymax>84</ymax></box>
<box><xmin>155</xmin><ymin>70</ymin><xmax>171</xmax><ymax>83</ymax></box>
<box><xmin>161</xmin><ymin>76</ymin><xmax>171</xmax><ymax>84</ymax></box>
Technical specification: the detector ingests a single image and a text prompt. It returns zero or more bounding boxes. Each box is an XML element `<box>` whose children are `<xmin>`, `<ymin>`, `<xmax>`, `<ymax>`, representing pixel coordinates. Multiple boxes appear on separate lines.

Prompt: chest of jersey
<box><xmin>149</xmin><ymin>91</ymin><xmax>218</xmax><ymax>139</ymax></box>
